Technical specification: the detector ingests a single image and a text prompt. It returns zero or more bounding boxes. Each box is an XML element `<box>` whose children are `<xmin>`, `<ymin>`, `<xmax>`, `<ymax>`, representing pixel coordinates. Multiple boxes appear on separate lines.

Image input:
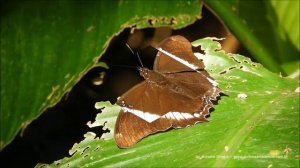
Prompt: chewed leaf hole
<box><xmin>93</xmin><ymin>146</ymin><xmax>100</xmax><ymax>152</ymax></box>
<box><xmin>170</xmin><ymin>17</ymin><xmax>177</xmax><ymax>25</ymax></box>
<box><xmin>229</xmin><ymin>66</ymin><xmax>237</xmax><ymax>70</ymax></box>
<box><xmin>81</xmin><ymin>146</ymin><xmax>90</xmax><ymax>155</ymax></box>
<box><xmin>230</xmin><ymin>56</ymin><xmax>241</xmax><ymax>63</ymax></box>
<box><xmin>220</xmin><ymin>70</ymin><xmax>227</xmax><ymax>74</ymax></box>
<box><xmin>148</xmin><ymin>19</ymin><xmax>154</xmax><ymax>25</ymax></box>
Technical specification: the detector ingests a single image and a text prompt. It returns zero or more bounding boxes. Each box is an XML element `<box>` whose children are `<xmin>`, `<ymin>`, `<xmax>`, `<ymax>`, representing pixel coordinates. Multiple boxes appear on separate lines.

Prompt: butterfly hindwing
<box><xmin>115</xmin><ymin>79</ymin><xmax>210</xmax><ymax>148</ymax></box>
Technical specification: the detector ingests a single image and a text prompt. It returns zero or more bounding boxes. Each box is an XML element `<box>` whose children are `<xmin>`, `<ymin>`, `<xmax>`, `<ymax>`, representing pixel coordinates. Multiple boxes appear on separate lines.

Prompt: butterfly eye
<box><xmin>120</xmin><ymin>101</ymin><xmax>126</xmax><ymax>107</ymax></box>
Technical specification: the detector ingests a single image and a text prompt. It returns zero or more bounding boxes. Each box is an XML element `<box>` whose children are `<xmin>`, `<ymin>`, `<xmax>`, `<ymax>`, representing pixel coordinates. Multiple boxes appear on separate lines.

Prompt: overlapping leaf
<box><xmin>0</xmin><ymin>0</ymin><xmax>201</xmax><ymax>149</ymax></box>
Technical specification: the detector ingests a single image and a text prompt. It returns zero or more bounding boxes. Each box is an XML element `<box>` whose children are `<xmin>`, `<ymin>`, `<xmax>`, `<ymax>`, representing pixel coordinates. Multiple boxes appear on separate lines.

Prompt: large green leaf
<box><xmin>39</xmin><ymin>38</ymin><xmax>299</xmax><ymax>167</ymax></box>
<box><xmin>205</xmin><ymin>0</ymin><xmax>299</xmax><ymax>75</ymax></box>
<box><xmin>0</xmin><ymin>0</ymin><xmax>202</xmax><ymax>149</ymax></box>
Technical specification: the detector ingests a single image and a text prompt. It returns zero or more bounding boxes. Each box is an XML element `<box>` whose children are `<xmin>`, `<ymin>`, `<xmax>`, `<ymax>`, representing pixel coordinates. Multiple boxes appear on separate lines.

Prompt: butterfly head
<box><xmin>138</xmin><ymin>67</ymin><xmax>151</xmax><ymax>80</ymax></box>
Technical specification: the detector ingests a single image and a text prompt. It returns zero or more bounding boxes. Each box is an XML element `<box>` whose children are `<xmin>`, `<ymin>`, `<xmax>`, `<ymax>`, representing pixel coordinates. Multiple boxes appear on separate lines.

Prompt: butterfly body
<box><xmin>114</xmin><ymin>36</ymin><xmax>221</xmax><ymax>148</ymax></box>
<box><xmin>138</xmin><ymin>67</ymin><xmax>196</xmax><ymax>99</ymax></box>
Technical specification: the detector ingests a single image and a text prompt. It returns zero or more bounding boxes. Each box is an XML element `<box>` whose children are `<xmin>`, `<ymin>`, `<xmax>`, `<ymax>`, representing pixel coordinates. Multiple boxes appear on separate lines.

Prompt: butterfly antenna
<box><xmin>125</xmin><ymin>43</ymin><xmax>135</xmax><ymax>55</ymax></box>
<box><xmin>126</xmin><ymin>43</ymin><xmax>144</xmax><ymax>68</ymax></box>
<box><xmin>136</xmin><ymin>52</ymin><xmax>144</xmax><ymax>68</ymax></box>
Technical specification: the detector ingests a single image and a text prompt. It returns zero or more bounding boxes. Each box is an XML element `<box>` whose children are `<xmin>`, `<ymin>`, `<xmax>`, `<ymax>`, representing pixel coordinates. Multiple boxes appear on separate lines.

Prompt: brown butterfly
<box><xmin>114</xmin><ymin>36</ymin><xmax>221</xmax><ymax>148</ymax></box>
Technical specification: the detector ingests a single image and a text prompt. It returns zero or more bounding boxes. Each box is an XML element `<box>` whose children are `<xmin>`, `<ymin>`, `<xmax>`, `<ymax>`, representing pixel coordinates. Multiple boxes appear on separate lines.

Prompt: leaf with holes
<box><xmin>39</xmin><ymin>37</ymin><xmax>299</xmax><ymax>167</ymax></box>
<box><xmin>0</xmin><ymin>0</ymin><xmax>202</xmax><ymax>150</ymax></box>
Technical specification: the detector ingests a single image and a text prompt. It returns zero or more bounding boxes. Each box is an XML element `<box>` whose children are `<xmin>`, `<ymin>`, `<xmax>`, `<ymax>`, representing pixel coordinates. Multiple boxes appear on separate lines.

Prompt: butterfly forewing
<box><xmin>154</xmin><ymin>36</ymin><xmax>204</xmax><ymax>73</ymax></box>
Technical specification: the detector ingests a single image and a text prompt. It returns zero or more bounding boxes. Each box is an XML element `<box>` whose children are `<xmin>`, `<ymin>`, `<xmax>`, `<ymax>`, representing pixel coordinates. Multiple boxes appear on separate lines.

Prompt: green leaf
<box><xmin>270</xmin><ymin>0</ymin><xmax>299</xmax><ymax>50</ymax></box>
<box><xmin>205</xmin><ymin>0</ymin><xmax>300</xmax><ymax>75</ymax></box>
<box><xmin>40</xmin><ymin>38</ymin><xmax>299</xmax><ymax>167</ymax></box>
<box><xmin>0</xmin><ymin>0</ymin><xmax>202</xmax><ymax>149</ymax></box>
